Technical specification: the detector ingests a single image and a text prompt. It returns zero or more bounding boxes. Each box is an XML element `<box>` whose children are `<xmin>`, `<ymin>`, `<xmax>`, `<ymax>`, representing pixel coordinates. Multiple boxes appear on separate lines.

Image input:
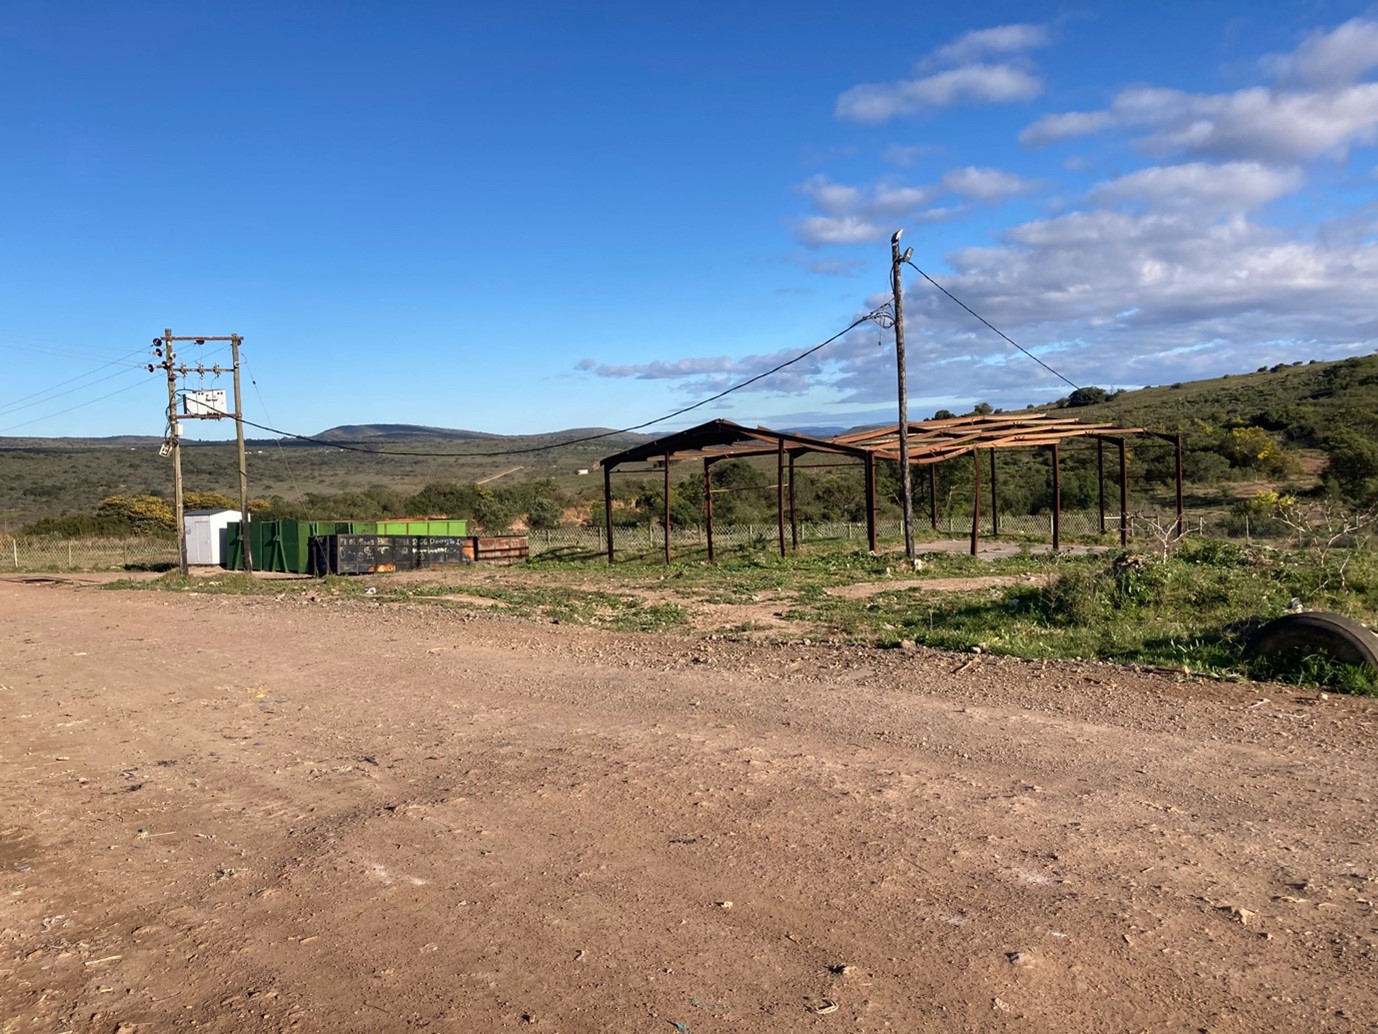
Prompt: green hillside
<box><xmin>1042</xmin><ymin>352</ymin><xmax>1378</xmax><ymax>444</ymax></box>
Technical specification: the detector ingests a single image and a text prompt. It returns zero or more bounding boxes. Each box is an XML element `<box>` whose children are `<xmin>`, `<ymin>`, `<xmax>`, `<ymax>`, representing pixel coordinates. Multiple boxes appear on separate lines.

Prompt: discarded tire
<box><xmin>1244</xmin><ymin>611</ymin><xmax>1378</xmax><ymax>670</ymax></box>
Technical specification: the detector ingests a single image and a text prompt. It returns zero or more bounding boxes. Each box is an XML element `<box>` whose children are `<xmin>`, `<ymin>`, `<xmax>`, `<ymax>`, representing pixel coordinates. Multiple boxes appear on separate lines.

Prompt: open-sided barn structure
<box><xmin>599</xmin><ymin>414</ymin><xmax>1184</xmax><ymax>563</ymax></box>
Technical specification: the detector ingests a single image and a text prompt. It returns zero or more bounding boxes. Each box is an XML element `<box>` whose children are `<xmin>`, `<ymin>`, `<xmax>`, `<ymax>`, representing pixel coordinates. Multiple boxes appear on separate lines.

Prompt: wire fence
<box><xmin>522</xmin><ymin>511</ymin><xmax>1298</xmax><ymax>556</ymax></box>
<box><xmin>0</xmin><ymin>511</ymin><xmax>1322</xmax><ymax>572</ymax></box>
<box><xmin>0</xmin><ymin>536</ymin><xmax>179</xmax><ymax>572</ymax></box>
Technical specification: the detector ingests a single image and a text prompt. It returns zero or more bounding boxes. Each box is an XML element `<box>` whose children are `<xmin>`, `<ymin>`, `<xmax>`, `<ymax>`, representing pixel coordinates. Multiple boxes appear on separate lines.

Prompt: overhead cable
<box><xmin>233</xmin><ymin>306</ymin><xmax>888</xmax><ymax>458</ymax></box>
<box><xmin>905</xmin><ymin>260</ymin><xmax>1081</xmax><ymax>392</ymax></box>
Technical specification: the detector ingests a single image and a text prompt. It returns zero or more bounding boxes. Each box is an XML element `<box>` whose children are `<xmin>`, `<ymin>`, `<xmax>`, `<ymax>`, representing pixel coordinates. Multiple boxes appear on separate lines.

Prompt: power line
<box><xmin>0</xmin><ymin>335</ymin><xmax>150</xmax><ymax>368</ymax></box>
<box><xmin>0</xmin><ymin>362</ymin><xmax>148</xmax><ymax>421</ymax></box>
<box><xmin>242</xmin><ymin>354</ymin><xmax>305</xmax><ymax>497</ymax></box>
<box><xmin>234</xmin><ymin>307</ymin><xmax>888</xmax><ymax>459</ymax></box>
<box><xmin>0</xmin><ymin>372</ymin><xmax>150</xmax><ymax>435</ymax></box>
<box><xmin>905</xmin><ymin>260</ymin><xmax>1081</xmax><ymax>392</ymax></box>
<box><xmin>0</xmin><ymin>347</ymin><xmax>150</xmax><ymax>417</ymax></box>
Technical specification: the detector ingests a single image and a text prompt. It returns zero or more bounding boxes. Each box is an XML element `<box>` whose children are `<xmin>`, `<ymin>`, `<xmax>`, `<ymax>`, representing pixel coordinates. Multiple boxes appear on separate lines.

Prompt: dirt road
<box><xmin>2</xmin><ymin>580</ymin><xmax>1377</xmax><ymax>1032</ymax></box>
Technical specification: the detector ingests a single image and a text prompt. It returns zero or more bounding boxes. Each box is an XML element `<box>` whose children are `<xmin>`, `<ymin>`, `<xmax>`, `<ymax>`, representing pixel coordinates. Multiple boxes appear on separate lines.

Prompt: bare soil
<box><xmin>3</xmin><ymin>578</ymin><xmax>1378</xmax><ymax>1033</ymax></box>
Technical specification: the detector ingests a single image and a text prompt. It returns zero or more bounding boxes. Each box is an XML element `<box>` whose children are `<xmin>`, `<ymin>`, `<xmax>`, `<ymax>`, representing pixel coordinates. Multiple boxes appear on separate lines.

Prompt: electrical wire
<box><xmin>0</xmin><ymin>347</ymin><xmax>152</xmax><ymax>417</ymax></box>
<box><xmin>243</xmin><ymin>354</ymin><xmax>304</xmax><ymax>497</ymax></box>
<box><xmin>905</xmin><ymin>260</ymin><xmax>1081</xmax><ymax>392</ymax></box>
<box><xmin>233</xmin><ymin>307</ymin><xmax>889</xmax><ymax>458</ymax></box>
<box><xmin>0</xmin><ymin>335</ymin><xmax>150</xmax><ymax>368</ymax></box>
<box><xmin>0</xmin><ymin>372</ymin><xmax>151</xmax><ymax>435</ymax></box>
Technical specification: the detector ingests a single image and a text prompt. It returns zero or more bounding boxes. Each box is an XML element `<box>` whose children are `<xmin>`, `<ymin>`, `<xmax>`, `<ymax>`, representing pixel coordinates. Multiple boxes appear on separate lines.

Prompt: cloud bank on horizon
<box><xmin>581</xmin><ymin>15</ymin><xmax>1378</xmax><ymax>422</ymax></box>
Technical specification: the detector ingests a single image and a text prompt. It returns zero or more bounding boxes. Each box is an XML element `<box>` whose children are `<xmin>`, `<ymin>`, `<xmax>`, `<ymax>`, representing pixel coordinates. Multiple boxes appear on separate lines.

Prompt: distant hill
<box><xmin>315</xmin><ymin>423</ymin><xmax>502</xmax><ymax>442</ymax></box>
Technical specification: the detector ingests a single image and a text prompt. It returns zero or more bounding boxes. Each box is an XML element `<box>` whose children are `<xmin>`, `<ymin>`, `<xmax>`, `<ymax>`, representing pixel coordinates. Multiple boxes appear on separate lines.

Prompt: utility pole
<box><xmin>891</xmin><ymin>230</ymin><xmax>916</xmax><ymax>564</ymax></box>
<box><xmin>161</xmin><ymin>328</ymin><xmax>188</xmax><ymax>577</ymax></box>
<box><xmin>151</xmin><ymin>330</ymin><xmax>252</xmax><ymax>576</ymax></box>
<box><xmin>230</xmin><ymin>334</ymin><xmax>253</xmax><ymax>573</ymax></box>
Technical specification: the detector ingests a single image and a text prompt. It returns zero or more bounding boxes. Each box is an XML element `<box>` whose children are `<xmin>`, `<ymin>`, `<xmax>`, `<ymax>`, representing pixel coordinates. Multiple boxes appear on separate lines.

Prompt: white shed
<box><xmin>185</xmin><ymin>509</ymin><xmax>243</xmax><ymax>567</ymax></box>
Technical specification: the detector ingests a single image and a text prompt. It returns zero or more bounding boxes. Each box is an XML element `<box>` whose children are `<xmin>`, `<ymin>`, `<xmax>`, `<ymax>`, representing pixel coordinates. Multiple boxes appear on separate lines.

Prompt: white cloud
<box><xmin>1270</xmin><ymin>17</ymin><xmax>1378</xmax><ymax>87</ymax></box>
<box><xmin>1021</xmin><ymin>18</ymin><xmax>1378</xmax><ymax>161</ymax></box>
<box><xmin>586</xmin><ymin>17</ymin><xmax>1378</xmax><ymax>418</ymax></box>
<box><xmin>1020</xmin><ymin>110</ymin><xmax>1117</xmax><ymax>146</ymax></box>
<box><xmin>1140</xmin><ymin>84</ymin><xmax>1378</xmax><ymax>161</ymax></box>
<box><xmin>798</xmin><ymin>214</ymin><xmax>884</xmax><ymax>246</ymax></box>
<box><xmin>836</xmin><ymin>23</ymin><xmax>1051</xmax><ymax>122</ymax></box>
<box><xmin>928</xmin><ymin>23</ymin><xmax>1051</xmax><ymax>68</ymax></box>
<box><xmin>882</xmin><ymin>144</ymin><xmax>935</xmax><ymax>167</ymax></box>
<box><xmin>798</xmin><ymin>176</ymin><xmax>865</xmax><ymax>216</ymax></box>
<box><xmin>1089</xmin><ymin>161</ymin><xmax>1305</xmax><ymax>212</ymax></box>
<box><xmin>796</xmin><ymin>168</ymin><xmax>1034</xmax><ymax>246</ymax></box>
<box><xmin>838</xmin><ymin>65</ymin><xmax>1042</xmax><ymax>123</ymax></box>
<box><xmin>940</xmin><ymin>166</ymin><xmax>1033</xmax><ymax>201</ymax></box>
<box><xmin>608</xmin><ymin>200</ymin><xmax>1377</xmax><ymax>413</ymax></box>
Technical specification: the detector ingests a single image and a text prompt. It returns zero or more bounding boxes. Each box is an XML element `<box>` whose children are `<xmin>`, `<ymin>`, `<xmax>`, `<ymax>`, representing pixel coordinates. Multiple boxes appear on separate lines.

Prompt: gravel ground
<box><xmin>2</xmin><ymin>578</ymin><xmax>1377</xmax><ymax>1033</ymax></box>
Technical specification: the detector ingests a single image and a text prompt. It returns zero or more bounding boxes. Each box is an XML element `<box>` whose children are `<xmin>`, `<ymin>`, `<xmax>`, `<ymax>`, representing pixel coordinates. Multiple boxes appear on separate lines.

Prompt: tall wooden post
<box><xmin>164</xmin><ymin>328</ymin><xmax>188</xmax><ymax>577</ymax></box>
<box><xmin>1051</xmin><ymin>442</ymin><xmax>1062</xmax><ymax>552</ymax></box>
<box><xmin>970</xmin><ymin>449</ymin><xmax>981</xmax><ymax>556</ymax></box>
<box><xmin>604</xmin><ymin>466</ymin><xmax>615</xmax><ymax>563</ymax></box>
<box><xmin>788</xmin><ymin>452</ymin><xmax>799</xmax><ymax>551</ymax></box>
<box><xmin>1175</xmin><ymin>434</ymin><xmax>1185</xmax><ymax>538</ymax></box>
<box><xmin>929</xmin><ymin>463</ymin><xmax>938</xmax><ymax>530</ymax></box>
<box><xmin>891</xmin><ymin>232</ymin><xmax>916</xmax><ymax>562</ymax></box>
<box><xmin>230</xmin><ymin>334</ymin><xmax>253</xmax><ymax>573</ymax></box>
<box><xmin>663</xmin><ymin>454</ymin><xmax>672</xmax><ymax>564</ymax></box>
<box><xmin>776</xmin><ymin>438</ymin><xmax>786</xmax><ymax>557</ymax></box>
<box><xmin>864</xmin><ymin>453</ymin><xmax>877</xmax><ymax>552</ymax></box>
<box><xmin>703</xmin><ymin>459</ymin><xmax>715</xmax><ymax>563</ymax></box>
<box><xmin>1097</xmin><ymin>438</ymin><xmax>1106</xmax><ymax>535</ymax></box>
<box><xmin>1118</xmin><ymin>438</ymin><xmax>1129</xmax><ymax>547</ymax></box>
<box><xmin>989</xmin><ymin>449</ymin><xmax>999</xmax><ymax>537</ymax></box>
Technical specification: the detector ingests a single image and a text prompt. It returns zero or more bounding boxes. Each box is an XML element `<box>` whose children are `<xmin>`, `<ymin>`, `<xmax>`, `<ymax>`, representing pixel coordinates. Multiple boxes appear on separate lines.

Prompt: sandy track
<box><xmin>2</xmin><ymin>581</ymin><xmax>1376</xmax><ymax>1032</ymax></box>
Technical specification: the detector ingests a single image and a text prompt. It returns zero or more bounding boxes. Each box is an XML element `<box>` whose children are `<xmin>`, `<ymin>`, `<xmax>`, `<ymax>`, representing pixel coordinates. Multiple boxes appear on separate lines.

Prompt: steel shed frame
<box><xmin>599</xmin><ymin>414</ymin><xmax>1183</xmax><ymax>563</ymax></box>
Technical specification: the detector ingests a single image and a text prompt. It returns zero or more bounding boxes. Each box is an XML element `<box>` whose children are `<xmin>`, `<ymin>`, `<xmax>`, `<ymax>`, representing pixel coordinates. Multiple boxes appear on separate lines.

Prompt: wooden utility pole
<box><xmin>891</xmin><ymin>230</ymin><xmax>916</xmax><ymax>563</ymax></box>
<box><xmin>230</xmin><ymin>334</ymin><xmax>253</xmax><ymax>573</ymax></box>
<box><xmin>154</xmin><ymin>330</ymin><xmax>252</xmax><ymax>575</ymax></box>
<box><xmin>162</xmin><ymin>328</ymin><xmax>188</xmax><ymax>577</ymax></box>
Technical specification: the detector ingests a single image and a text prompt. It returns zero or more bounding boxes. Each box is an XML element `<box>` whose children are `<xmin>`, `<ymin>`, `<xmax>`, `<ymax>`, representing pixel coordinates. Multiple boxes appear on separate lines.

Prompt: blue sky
<box><xmin>1</xmin><ymin>1</ymin><xmax>1376</xmax><ymax>441</ymax></box>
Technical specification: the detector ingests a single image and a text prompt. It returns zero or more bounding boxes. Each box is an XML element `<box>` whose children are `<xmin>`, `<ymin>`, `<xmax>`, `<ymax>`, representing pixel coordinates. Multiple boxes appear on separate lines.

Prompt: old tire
<box><xmin>1244</xmin><ymin>611</ymin><xmax>1378</xmax><ymax>670</ymax></box>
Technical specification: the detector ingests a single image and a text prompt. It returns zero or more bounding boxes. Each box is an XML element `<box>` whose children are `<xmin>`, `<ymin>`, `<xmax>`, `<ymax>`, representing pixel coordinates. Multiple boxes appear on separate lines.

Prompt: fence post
<box><xmin>11</xmin><ymin>539</ymin><xmax>16</xmax><ymax>569</ymax></box>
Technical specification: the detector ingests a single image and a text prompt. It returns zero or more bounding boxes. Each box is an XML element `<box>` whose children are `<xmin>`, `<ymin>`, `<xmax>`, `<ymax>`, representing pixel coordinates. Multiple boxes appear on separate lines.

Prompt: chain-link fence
<box><xmin>0</xmin><ymin>536</ymin><xmax>178</xmax><ymax>572</ymax></box>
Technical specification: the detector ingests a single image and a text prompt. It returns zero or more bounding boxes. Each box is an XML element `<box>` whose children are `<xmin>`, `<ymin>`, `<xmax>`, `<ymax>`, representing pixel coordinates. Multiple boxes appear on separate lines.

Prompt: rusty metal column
<box><xmin>703</xmin><ymin>459</ymin><xmax>715</xmax><ymax>563</ymax></box>
<box><xmin>1118</xmin><ymin>438</ymin><xmax>1129</xmax><ymax>547</ymax></box>
<box><xmin>970</xmin><ymin>450</ymin><xmax>981</xmax><ymax>556</ymax></box>
<box><xmin>1051</xmin><ymin>442</ymin><xmax>1062</xmax><ymax>552</ymax></box>
<box><xmin>777</xmin><ymin>439</ymin><xmax>786</xmax><ymax>557</ymax></box>
<box><xmin>989</xmin><ymin>449</ymin><xmax>999</xmax><ymax>538</ymax></box>
<box><xmin>1175</xmin><ymin>433</ymin><xmax>1185</xmax><ymax>538</ymax></box>
<box><xmin>864</xmin><ymin>454</ymin><xmax>877</xmax><ymax>552</ymax></box>
<box><xmin>663</xmin><ymin>454</ymin><xmax>672</xmax><ymax>564</ymax></box>
<box><xmin>929</xmin><ymin>463</ymin><xmax>938</xmax><ymax>530</ymax></box>
<box><xmin>788</xmin><ymin>452</ymin><xmax>799</xmax><ymax>552</ymax></box>
<box><xmin>604</xmin><ymin>466</ymin><xmax>615</xmax><ymax>563</ymax></box>
<box><xmin>1097</xmin><ymin>438</ymin><xmax>1106</xmax><ymax>535</ymax></box>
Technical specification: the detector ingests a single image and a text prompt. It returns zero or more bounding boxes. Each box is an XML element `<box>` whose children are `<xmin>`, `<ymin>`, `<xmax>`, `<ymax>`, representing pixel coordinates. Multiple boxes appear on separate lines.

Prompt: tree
<box><xmin>526</xmin><ymin>497</ymin><xmax>564</xmax><ymax>530</ymax></box>
<box><xmin>473</xmin><ymin>487</ymin><xmax>520</xmax><ymax>532</ymax></box>
<box><xmin>90</xmin><ymin>495</ymin><xmax>174</xmax><ymax>534</ymax></box>
<box><xmin>1065</xmin><ymin>386</ymin><xmax>1109</xmax><ymax>408</ymax></box>
<box><xmin>1323</xmin><ymin>429</ymin><xmax>1378</xmax><ymax>505</ymax></box>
